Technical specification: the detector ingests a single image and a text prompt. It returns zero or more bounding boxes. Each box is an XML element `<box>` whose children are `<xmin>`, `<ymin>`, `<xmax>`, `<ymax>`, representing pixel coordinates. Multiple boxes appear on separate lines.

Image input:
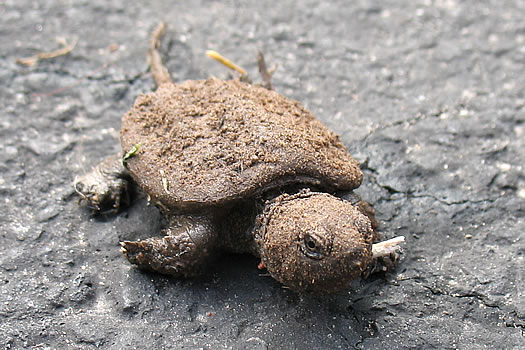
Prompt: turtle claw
<box><xmin>363</xmin><ymin>252</ymin><xmax>399</xmax><ymax>279</ymax></box>
<box><xmin>120</xmin><ymin>238</ymin><xmax>178</xmax><ymax>274</ymax></box>
<box><xmin>119</xmin><ymin>241</ymin><xmax>129</xmax><ymax>254</ymax></box>
<box><xmin>120</xmin><ymin>240</ymin><xmax>146</xmax><ymax>264</ymax></box>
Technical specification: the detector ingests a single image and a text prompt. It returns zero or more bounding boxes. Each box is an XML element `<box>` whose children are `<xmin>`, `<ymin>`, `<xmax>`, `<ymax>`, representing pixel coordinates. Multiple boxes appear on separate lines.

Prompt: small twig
<box><xmin>372</xmin><ymin>236</ymin><xmax>405</xmax><ymax>259</ymax></box>
<box><xmin>16</xmin><ymin>37</ymin><xmax>78</xmax><ymax>67</ymax></box>
<box><xmin>206</xmin><ymin>50</ymin><xmax>248</xmax><ymax>77</ymax></box>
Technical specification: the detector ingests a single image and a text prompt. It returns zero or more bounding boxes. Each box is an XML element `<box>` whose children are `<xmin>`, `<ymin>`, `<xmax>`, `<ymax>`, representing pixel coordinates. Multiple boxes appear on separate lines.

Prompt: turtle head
<box><xmin>257</xmin><ymin>191</ymin><xmax>375</xmax><ymax>294</ymax></box>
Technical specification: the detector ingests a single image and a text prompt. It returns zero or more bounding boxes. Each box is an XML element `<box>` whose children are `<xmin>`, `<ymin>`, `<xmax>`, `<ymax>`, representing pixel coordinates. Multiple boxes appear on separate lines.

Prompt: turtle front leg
<box><xmin>74</xmin><ymin>153</ymin><xmax>129</xmax><ymax>212</ymax></box>
<box><xmin>120</xmin><ymin>215</ymin><xmax>218</xmax><ymax>277</ymax></box>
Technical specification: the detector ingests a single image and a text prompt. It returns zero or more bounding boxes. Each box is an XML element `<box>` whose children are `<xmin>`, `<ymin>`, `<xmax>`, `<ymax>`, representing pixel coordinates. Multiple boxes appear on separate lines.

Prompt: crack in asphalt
<box><xmin>421</xmin><ymin>284</ymin><xmax>501</xmax><ymax>309</ymax></box>
<box><xmin>406</xmin><ymin>193</ymin><xmax>497</xmax><ymax>206</ymax></box>
<box><xmin>360</xmin><ymin>105</ymin><xmax>452</xmax><ymax>144</ymax></box>
<box><xmin>366</xmin><ymin>170</ymin><xmax>497</xmax><ymax>207</ymax></box>
<box><xmin>25</xmin><ymin>62</ymin><xmax>148</xmax><ymax>98</ymax></box>
<box><xmin>504</xmin><ymin>311</ymin><xmax>525</xmax><ymax>334</ymax></box>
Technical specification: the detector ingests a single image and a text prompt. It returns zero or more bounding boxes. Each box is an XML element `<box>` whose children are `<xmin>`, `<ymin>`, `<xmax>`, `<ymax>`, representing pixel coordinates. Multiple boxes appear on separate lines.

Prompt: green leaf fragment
<box><xmin>122</xmin><ymin>143</ymin><xmax>140</xmax><ymax>166</ymax></box>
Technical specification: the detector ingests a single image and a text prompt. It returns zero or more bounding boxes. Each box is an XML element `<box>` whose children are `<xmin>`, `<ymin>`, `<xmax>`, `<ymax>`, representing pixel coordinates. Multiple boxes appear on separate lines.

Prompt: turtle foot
<box><xmin>74</xmin><ymin>154</ymin><xmax>129</xmax><ymax>213</ymax></box>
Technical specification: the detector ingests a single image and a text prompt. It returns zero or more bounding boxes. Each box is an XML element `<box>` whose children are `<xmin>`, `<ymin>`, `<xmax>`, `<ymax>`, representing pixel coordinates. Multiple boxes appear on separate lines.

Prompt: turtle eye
<box><xmin>306</xmin><ymin>236</ymin><xmax>316</xmax><ymax>249</ymax></box>
<box><xmin>301</xmin><ymin>235</ymin><xmax>323</xmax><ymax>259</ymax></box>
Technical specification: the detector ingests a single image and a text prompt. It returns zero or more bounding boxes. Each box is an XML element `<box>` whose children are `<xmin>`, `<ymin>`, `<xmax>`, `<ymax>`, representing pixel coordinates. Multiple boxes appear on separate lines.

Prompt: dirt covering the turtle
<box><xmin>121</xmin><ymin>78</ymin><xmax>362</xmax><ymax>210</ymax></box>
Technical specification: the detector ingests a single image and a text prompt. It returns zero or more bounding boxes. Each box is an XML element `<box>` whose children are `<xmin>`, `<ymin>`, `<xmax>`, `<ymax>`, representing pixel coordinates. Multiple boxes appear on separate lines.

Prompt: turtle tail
<box><xmin>148</xmin><ymin>22</ymin><xmax>173</xmax><ymax>87</ymax></box>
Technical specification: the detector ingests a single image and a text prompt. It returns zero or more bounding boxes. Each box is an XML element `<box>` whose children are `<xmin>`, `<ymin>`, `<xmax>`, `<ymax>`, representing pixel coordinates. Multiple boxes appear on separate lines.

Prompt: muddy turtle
<box><xmin>74</xmin><ymin>23</ymin><xmax>403</xmax><ymax>293</ymax></box>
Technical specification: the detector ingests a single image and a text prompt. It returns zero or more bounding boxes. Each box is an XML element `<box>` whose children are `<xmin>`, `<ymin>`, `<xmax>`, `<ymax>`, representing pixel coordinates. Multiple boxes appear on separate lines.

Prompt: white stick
<box><xmin>372</xmin><ymin>236</ymin><xmax>405</xmax><ymax>258</ymax></box>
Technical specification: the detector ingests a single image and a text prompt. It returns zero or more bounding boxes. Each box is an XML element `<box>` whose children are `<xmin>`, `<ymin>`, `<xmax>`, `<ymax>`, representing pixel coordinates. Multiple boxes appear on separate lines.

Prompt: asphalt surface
<box><xmin>1</xmin><ymin>0</ymin><xmax>524</xmax><ymax>349</ymax></box>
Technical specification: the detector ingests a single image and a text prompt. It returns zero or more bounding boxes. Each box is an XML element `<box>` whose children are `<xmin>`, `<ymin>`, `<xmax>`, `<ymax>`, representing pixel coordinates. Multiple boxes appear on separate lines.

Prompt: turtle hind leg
<box><xmin>120</xmin><ymin>215</ymin><xmax>218</xmax><ymax>277</ymax></box>
<box><xmin>74</xmin><ymin>153</ymin><xmax>129</xmax><ymax>213</ymax></box>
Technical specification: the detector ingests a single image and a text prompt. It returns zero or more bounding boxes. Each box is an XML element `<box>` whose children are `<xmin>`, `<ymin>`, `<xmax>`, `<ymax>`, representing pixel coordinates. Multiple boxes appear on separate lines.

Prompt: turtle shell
<box><xmin>120</xmin><ymin>78</ymin><xmax>362</xmax><ymax>211</ymax></box>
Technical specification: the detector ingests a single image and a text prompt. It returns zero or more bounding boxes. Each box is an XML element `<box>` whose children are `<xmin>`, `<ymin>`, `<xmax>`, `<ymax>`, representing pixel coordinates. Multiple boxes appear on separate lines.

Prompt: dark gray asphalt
<box><xmin>1</xmin><ymin>1</ymin><xmax>524</xmax><ymax>349</ymax></box>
